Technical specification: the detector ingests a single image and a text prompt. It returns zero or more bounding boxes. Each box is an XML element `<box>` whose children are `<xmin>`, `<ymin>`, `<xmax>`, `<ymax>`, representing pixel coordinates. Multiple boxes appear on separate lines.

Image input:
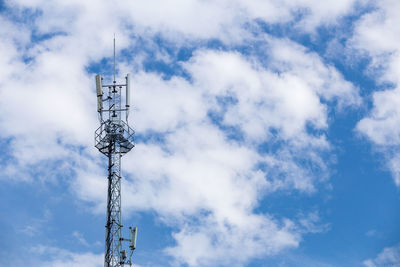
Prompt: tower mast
<box><xmin>95</xmin><ymin>38</ymin><xmax>137</xmax><ymax>267</ymax></box>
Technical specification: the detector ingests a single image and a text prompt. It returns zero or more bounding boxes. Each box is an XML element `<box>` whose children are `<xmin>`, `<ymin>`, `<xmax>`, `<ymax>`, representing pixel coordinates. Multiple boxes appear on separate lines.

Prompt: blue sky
<box><xmin>0</xmin><ymin>0</ymin><xmax>400</xmax><ymax>266</ymax></box>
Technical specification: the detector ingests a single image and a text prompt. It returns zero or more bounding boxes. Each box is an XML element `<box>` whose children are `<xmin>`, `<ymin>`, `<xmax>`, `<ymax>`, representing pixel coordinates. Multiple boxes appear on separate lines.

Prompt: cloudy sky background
<box><xmin>0</xmin><ymin>0</ymin><xmax>400</xmax><ymax>266</ymax></box>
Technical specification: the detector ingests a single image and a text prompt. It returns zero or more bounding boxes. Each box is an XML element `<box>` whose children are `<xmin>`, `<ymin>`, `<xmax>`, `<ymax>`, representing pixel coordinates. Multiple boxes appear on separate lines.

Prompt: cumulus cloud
<box><xmin>363</xmin><ymin>244</ymin><xmax>400</xmax><ymax>267</ymax></box>
<box><xmin>165</xmin><ymin>215</ymin><xmax>300</xmax><ymax>267</ymax></box>
<box><xmin>0</xmin><ymin>0</ymin><xmax>362</xmax><ymax>266</ymax></box>
<box><xmin>115</xmin><ymin>43</ymin><xmax>357</xmax><ymax>265</ymax></box>
<box><xmin>29</xmin><ymin>245</ymin><xmax>142</xmax><ymax>267</ymax></box>
<box><xmin>352</xmin><ymin>0</ymin><xmax>400</xmax><ymax>186</ymax></box>
<box><xmin>118</xmin><ymin>0</ymin><xmax>363</xmax><ymax>38</ymax></box>
<box><xmin>8</xmin><ymin>0</ymin><xmax>363</xmax><ymax>45</ymax></box>
<box><xmin>30</xmin><ymin>245</ymin><xmax>103</xmax><ymax>267</ymax></box>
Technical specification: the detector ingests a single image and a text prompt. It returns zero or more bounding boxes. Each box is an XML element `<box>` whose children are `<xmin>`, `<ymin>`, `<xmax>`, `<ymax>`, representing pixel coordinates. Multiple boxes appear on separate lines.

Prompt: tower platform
<box><xmin>95</xmin><ymin>119</ymin><xmax>135</xmax><ymax>156</ymax></box>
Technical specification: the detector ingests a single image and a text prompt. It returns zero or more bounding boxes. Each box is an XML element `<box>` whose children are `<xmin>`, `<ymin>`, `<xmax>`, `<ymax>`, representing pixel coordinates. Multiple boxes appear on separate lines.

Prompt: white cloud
<box><xmin>0</xmin><ymin>1</ymin><xmax>361</xmax><ymax>266</ymax></box>
<box><xmin>18</xmin><ymin>209</ymin><xmax>52</xmax><ymax>237</ymax></box>
<box><xmin>28</xmin><ymin>245</ymin><xmax>143</xmax><ymax>267</ymax></box>
<box><xmin>185</xmin><ymin>40</ymin><xmax>359</xmax><ymax>142</ymax></box>
<box><xmin>357</xmin><ymin>89</ymin><xmax>400</xmax><ymax>146</ymax></box>
<box><xmin>72</xmin><ymin>231</ymin><xmax>90</xmax><ymax>247</ymax></box>
<box><xmin>165</xmin><ymin>215</ymin><xmax>300</xmax><ymax>267</ymax></box>
<box><xmin>30</xmin><ymin>245</ymin><xmax>103</xmax><ymax>267</ymax></box>
<box><xmin>298</xmin><ymin>211</ymin><xmax>330</xmax><ymax>234</ymax></box>
<box><xmin>352</xmin><ymin>0</ymin><xmax>400</xmax><ymax>186</ymax></box>
<box><xmin>8</xmin><ymin>0</ymin><xmax>363</xmax><ymax>46</ymax></box>
<box><xmin>116</xmin><ymin>45</ymin><xmax>357</xmax><ymax>265</ymax></box>
<box><xmin>118</xmin><ymin>0</ymin><xmax>363</xmax><ymax>39</ymax></box>
<box><xmin>363</xmin><ymin>244</ymin><xmax>400</xmax><ymax>267</ymax></box>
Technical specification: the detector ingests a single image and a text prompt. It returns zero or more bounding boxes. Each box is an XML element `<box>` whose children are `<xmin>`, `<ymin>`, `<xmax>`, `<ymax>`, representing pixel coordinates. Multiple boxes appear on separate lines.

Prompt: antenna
<box><xmin>95</xmin><ymin>74</ymin><xmax>103</xmax><ymax>113</ymax></box>
<box><xmin>126</xmin><ymin>73</ymin><xmax>130</xmax><ymax>108</ymax></box>
<box><xmin>94</xmin><ymin>37</ymin><xmax>137</xmax><ymax>267</ymax></box>
<box><xmin>131</xmin><ymin>226</ymin><xmax>137</xmax><ymax>250</ymax></box>
<box><xmin>113</xmin><ymin>34</ymin><xmax>116</xmax><ymax>82</ymax></box>
<box><xmin>126</xmin><ymin>73</ymin><xmax>130</xmax><ymax>121</ymax></box>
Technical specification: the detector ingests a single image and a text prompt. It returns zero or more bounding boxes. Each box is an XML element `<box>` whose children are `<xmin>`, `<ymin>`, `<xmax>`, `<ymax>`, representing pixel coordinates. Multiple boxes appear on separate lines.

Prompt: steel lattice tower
<box><xmin>95</xmin><ymin>38</ymin><xmax>137</xmax><ymax>267</ymax></box>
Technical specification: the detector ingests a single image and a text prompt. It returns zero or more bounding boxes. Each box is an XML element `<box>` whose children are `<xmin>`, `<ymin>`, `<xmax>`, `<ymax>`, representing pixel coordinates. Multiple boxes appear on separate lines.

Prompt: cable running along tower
<box><xmin>95</xmin><ymin>38</ymin><xmax>137</xmax><ymax>267</ymax></box>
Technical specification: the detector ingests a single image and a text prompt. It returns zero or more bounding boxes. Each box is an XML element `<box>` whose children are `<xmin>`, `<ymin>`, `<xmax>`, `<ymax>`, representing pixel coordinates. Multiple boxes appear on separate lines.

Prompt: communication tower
<box><xmin>95</xmin><ymin>38</ymin><xmax>137</xmax><ymax>266</ymax></box>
